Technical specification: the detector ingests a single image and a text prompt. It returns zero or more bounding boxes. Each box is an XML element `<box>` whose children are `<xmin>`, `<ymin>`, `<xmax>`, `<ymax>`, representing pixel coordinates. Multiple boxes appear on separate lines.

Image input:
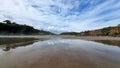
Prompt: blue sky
<box><xmin>0</xmin><ymin>0</ymin><xmax>120</xmax><ymax>33</ymax></box>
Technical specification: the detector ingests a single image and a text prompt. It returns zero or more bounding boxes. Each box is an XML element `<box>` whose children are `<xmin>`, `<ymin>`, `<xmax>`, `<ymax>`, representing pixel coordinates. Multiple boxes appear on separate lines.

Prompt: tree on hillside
<box><xmin>3</xmin><ymin>20</ymin><xmax>11</xmax><ymax>24</ymax></box>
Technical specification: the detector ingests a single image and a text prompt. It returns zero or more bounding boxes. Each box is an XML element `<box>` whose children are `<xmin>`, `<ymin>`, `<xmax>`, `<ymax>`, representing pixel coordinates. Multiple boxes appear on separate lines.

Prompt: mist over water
<box><xmin>0</xmin><ymin>38</ymin><xmax>120</xmax><ymax>68</ymax></box>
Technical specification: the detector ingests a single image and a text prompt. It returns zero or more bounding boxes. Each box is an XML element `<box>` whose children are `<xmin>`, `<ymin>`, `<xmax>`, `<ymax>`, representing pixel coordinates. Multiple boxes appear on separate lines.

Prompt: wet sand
<box><xmin>0</xmin><ymin>39</ymin><xmax>120</xmax><ymax>68</ymax></box>
<box><xmin>0</xmin><ymin>36</ymin><xmax>120</xmax><ymax>68</ymax></box>
<box><xmin>0</xmin><ymin>35</ymin><xmax>120</xmax><ymax>40</ymax></box>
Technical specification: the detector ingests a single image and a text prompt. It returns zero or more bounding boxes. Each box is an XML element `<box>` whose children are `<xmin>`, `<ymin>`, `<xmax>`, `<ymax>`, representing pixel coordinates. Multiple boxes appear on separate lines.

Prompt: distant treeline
<box><xmin>60</xmin><ymin>32</ymin><xmax>78</xmax><ymax>35</ymax></box>
<box><xmin>0</xmin><ymin>20</ymin><xmax>53</xmax><ymax>35</ymax></box>
<box><xmin>61</xmin><ymin>24</ymin><xmax>120</xmax><ymax>36</ymax></box>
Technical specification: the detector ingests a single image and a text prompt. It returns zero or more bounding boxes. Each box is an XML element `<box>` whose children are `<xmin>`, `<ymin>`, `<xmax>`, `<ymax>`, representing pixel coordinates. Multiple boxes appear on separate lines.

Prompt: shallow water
<box><xmin>0</xmin><ymin>38</ymin><xmax>120</xmax><ymax>68</ymax></box>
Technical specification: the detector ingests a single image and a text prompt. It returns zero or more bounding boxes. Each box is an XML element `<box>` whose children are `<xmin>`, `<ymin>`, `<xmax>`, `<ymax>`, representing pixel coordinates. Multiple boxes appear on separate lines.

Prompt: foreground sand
<box><xmin>0</xmin><ymin>35</ymin><xmax>120</xmax><ymax>40</ymax></box>
<box><xmin>0</xmin><ymin>35</ymin><xmax>120</xmax><ymax>68</ymax></box>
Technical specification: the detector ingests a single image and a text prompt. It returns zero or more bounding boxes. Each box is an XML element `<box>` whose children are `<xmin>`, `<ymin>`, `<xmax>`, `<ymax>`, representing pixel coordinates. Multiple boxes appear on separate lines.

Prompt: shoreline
<box><xmin>0</xmin><ymin>35</ymin><xmax>120</xmax><ymax>40</ymax></box>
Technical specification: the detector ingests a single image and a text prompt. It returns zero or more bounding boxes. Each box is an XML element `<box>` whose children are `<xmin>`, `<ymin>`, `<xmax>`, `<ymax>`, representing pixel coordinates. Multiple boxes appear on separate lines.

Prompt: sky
<box><xmin>0</xmin><ymin>0</ymin><xmax>120</xmax><ymax>33</ymax></box>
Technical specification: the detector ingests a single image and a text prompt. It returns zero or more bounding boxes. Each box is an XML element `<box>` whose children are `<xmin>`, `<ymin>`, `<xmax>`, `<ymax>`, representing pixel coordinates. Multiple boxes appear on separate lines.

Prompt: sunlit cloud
<box><xmin>0</xmin><ymin>0</ymin><xmax>120</xmax><ymax>33</ymax></box>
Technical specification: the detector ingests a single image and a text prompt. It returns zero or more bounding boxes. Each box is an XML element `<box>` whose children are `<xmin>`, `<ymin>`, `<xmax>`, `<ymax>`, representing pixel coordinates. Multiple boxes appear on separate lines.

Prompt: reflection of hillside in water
<box><xmin>0</xmin><ymin>38</ymin><xmax>38</xmax><ymax>51</ymax></box>
<box><xmin>2</xmin><ymin>41</ymin><xmax>35</xmax><ymax>51</ymax></box>
<box><xmin>94</xmin><ymin>40</ymin><xmax>120</xmax><ymax>47</ymax></box>
<box><xmin>0</xmin><ymin>38</ymin><xmax>37</xmax><ymax>45</ymax></box>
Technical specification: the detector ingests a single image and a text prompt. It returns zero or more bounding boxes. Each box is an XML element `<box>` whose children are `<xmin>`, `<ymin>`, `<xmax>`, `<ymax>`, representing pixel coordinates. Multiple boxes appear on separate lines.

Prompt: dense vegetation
<box><xmin>61</xmin><ymin>24</ymin><xmax>120</xmax><ymax>36</ymax></box>
<box><xmin>79</xmin><ymin>25</ymin><xmax>120</xmax><ymax>36</ymax></box>
<box><xmin>0</xmin><ymin>20</ymin><xmax>53</xmax><ymax>35</ymax></box>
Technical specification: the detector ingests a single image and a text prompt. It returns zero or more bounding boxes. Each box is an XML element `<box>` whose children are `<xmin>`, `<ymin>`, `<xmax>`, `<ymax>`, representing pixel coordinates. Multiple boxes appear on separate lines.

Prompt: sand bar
<box><xmin>0</xmin><ymin>35</ymin><xmax>120</xmax><ymax>40</ymax></box>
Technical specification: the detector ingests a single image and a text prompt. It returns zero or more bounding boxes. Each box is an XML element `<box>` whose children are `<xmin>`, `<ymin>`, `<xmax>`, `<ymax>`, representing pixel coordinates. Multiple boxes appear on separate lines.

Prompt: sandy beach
<box><xmin>0</xmin><ymin>35</ymin><xmax>120</xmax><ymax>68</ymax></box>
<box><xmin>0</xmin><ymin>35</ymin><xmax>120</xmax><ymax>40</ymax></box>
<box><xmin>0</xmin><ymin>36</ymin><xmax>120</xmax><ymax>68</ymax></box>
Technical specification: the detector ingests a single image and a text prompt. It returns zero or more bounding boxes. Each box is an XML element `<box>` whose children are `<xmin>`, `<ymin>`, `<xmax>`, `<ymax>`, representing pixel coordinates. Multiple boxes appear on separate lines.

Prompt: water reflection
<box><xmin>94</xmin><ymin>40</ymin><xmax>120</xmax><ymax>47</ymax></box>
<box><xmin>0</xmin><ymin>38</ymin><xmax>37</xmax><ymax>45</ymax></box>
<box><xmin>0</xmin><ymin>38</ymin><xmax>120</xmax><ymax>68</ymax></box>
<box><xmin>0</xmin><ymin>38</ymin><xmax>38</xmax><ymax>51</ymax></box>
<box><xmin>2</xmin><ymin>41</ymin><xmax>35</xmax><ymax>51</ymax></box>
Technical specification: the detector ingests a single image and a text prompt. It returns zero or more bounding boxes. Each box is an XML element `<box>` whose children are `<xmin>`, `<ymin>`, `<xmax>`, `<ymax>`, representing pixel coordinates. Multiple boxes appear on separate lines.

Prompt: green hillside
<box><xmin>0</xmin><ymin>20</ymin><xmax>53</xmax><ymax>35</ymax></box>
<box><xmin>79</xmin><ymin>25</ymin><xmax>120</xmax><ymax>36</ymax></box>
<box><xmin>60</xmin><ymin>24</ymin><xmax>120</xmax><ymax>37</ymax></box>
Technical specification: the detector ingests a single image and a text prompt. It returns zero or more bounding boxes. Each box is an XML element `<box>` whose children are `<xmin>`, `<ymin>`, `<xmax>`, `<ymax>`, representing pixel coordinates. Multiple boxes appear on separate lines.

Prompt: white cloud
<box><xmin>0</xmin><ymin>0</ymin><xmax>120</xmax><ymax>33</ymax></box>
